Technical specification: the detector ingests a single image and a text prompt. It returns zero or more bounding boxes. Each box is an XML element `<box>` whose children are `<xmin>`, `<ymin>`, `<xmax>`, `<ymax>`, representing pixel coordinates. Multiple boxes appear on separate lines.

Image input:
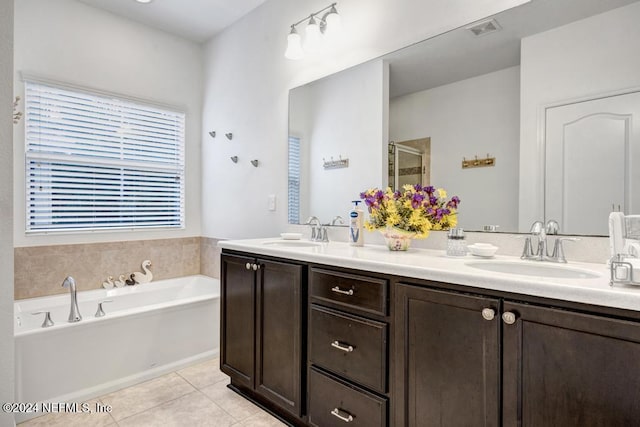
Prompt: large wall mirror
<box><xmin>288</xmin><ymin>0</ymin><xmax>640</xmax><ymax>236</ymax></box>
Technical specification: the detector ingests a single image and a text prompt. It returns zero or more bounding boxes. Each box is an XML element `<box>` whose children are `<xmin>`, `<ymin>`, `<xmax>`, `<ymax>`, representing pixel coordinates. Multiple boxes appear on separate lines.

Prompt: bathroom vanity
<box><xmin>219</xmin><ymin>239</ymin><xmax>640</xmax><ymax>426</ymax></box>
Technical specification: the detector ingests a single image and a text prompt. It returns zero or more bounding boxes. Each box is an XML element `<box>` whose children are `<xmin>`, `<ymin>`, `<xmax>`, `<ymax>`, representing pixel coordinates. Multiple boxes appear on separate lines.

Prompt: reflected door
<box><xmin>389</xmin><ymin>139</ymin><xmax>430</xmax><ymax>190</ymax></box>
<box><xmin>545</xmin><ymin>91</ymin><xmax>640</xmax><ymax>235</ymax></box>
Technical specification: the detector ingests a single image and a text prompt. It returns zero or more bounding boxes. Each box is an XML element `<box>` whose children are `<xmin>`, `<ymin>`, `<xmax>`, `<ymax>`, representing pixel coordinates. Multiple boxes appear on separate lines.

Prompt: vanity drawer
<box><xmin>310</xmin><ymin>305</ymin><xmax>387</xmax><ymax>393</ymax></box>
<box><xmin>308</xmin><ymin>367</ymin><xmax>387</xmax><ymax>427</ymax></box>
<box><xmin>310</xmin><ymin>267</ymin><xmax>388</xmax><ymax>316</ymax></box>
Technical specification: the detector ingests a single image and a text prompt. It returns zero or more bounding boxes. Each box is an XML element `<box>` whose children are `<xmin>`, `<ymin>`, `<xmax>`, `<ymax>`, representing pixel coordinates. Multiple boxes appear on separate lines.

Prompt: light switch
<box><xmin>268</xmin><ymin>194</ymin><xmax>276</xmax><ymax>211</ymax></box>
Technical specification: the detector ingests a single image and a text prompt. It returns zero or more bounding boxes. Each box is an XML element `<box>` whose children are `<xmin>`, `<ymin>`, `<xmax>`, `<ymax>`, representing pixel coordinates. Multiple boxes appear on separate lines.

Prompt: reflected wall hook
<box><xmin>225</xmin><ymin>133</ymin><xmax>233</xmax><ymax>140</ymax></box>
<box><xmin>230</xmin><ymin>156</ymin><xmax>238</xmax><ymax>163</ymax></box>
<box><xmin>208</xmin><ymin>131</ymin><xmax>216</xmax><ymax>138</ymax></box>
<box><xmin>251</xmin><ymin>159</ymin><xmax>259</xmax><ymax>167</ymax></box>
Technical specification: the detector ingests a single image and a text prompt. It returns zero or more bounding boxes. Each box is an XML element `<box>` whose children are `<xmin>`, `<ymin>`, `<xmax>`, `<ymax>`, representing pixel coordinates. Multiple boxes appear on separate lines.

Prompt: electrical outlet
<box><xmin>268</xmin><ymin>194</ymin><xmax>276</xmax><ymax>211</ymax></box>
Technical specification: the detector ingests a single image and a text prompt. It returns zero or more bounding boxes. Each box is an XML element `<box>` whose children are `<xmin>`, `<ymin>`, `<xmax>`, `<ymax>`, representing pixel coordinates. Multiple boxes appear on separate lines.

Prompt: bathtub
<box><xmin>14</xmin><ymin>275</ymin><xmax>219</xmax><ymax>422</ymax></box>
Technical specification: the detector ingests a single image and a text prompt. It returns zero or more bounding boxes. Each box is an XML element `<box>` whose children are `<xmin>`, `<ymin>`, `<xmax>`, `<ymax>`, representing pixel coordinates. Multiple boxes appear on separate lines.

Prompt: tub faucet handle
<box><xmin>95</xmin><ymin>300</ymin><xmax>113</xmax><ymax>318</ymax></box>
<box><xmin>32</xmin><ymin>311</ymin><xmax>54</xmax><ymax>328</ymax></box>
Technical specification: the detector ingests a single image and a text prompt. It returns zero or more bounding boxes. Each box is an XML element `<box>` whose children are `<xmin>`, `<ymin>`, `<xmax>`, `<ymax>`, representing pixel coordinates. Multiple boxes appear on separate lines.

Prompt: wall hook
<box><xmin>251</xmin><ymin>159</ymin><xmax>259</xmax><ymax>167</ymax></box>
<box><xmin>230</xmin><ymin>156</ymin><xmax>238</xmax><ymax>163</ymax></box>
<box><xmin>225</xmin><ymin>133</ymin><xmax>233</xmax><ymax>140</ymax></box>
<box><xmin>208</xmin><ymin>131</ymin><xmax>216</xmax><ymax>138</ymax></box>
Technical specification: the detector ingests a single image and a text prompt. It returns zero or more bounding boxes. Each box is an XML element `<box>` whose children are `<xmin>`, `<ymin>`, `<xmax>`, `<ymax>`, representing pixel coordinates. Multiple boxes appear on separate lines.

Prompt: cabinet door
<box><xmin>221</xmin><ymin>254</ymin><xmax>255</xmax><ymax>389</ymax></box>
<box><xmin>394</xmin><ymin>284</ymin><xmax>500</xmax><ymax>427</ymax></box>
<box><xmin>503</xmin><ymin>301</ymin><xmax>640</xmax><ymax>427</ymax></box>
<box><xmin>255</xmin><ymin>259</ymin><xmax>303</xmax><ymax>417</ymax></box>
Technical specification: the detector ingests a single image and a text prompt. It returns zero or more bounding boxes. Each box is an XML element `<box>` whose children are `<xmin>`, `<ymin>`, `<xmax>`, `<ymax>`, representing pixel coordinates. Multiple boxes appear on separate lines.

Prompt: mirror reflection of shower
<box><xmin>388</xmin><ymin>138</ymin><xmax>431</xmax><ymax>190</ymax></box>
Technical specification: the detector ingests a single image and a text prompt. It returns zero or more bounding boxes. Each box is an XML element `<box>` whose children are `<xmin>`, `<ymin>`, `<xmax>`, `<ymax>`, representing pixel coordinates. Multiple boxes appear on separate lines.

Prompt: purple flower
<box><xmin>411</xmin><ymin>193</ymin><xmax>424</xmax><ymax>209</ymax></box>
<box><xmin>413</xmin><ymin>184</ymin><xmax>423</xmax><ymax>192</ymax></box>
<box><xmin>429</xmin><ymin>196</ymin><xmax>437</xmax><ymax>205</ymax></box>
<box><xmin>424</xmin><ymin>186</ymin><xmax>435</xmax><ymax>194</ymax></box>
<box><xmin>446</xmin><ymin>196</ymin><xmax>460</xmax><ymax>209</ymax></box>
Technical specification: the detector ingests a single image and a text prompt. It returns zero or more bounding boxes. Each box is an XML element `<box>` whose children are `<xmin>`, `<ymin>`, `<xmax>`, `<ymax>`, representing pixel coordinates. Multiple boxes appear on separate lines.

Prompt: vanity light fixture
<box><xmin>251</xmin><ymin>160</ymin><xmax>259</xmax><ymax>167</ymax></box>
<box><xmin>135</xmin><ymin>0</ymin><xmax>153</xmax><ymax>4</ymax></box>
<box><xmin>230</xmin><ymin>156</ymin><xmax>238</xmax><ymax>163</ymax></box>
<box><xmin>225</xmin><ymin>132</ymin><xmax>233</xmax><ymax>140</ymax></box>
<box><xmin>285</xmin><ymin>3</ymin><xmax>341</xmax><ymax>60</ymax></box>
<box><xmin>208</xmin><ymin>131</ymin><xmax>216</xmax><ymax>139</ymax></box>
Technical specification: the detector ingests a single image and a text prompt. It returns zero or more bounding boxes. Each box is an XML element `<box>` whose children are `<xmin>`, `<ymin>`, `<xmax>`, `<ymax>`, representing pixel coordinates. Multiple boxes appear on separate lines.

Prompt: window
<box><xmin>287</xmin><ymin>136</ymin><xmax>301</xmax><ymax>223</ymax></box>
<box><xmin>24</xmin><ymin>80</ymin><xmax>185</xmax><ymax>233</ymax></box>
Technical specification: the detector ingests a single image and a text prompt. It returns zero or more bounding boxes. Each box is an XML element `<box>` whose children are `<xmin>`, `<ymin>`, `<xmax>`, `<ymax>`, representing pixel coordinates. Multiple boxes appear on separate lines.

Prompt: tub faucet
<box><xmin>61</xmin><ymin>276</ymin><xmax>82</xmax><ymax>322</ymax></box>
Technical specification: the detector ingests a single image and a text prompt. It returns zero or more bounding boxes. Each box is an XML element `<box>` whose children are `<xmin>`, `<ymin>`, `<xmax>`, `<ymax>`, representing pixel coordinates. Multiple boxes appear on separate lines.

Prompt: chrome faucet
<box><xmin>331</xmin><ymin>215</ymin><xmax>345</xmax><ymax>226</ymax></box>
<box><xmin>521</xmin><ymin>220</ymin><xmax>577</xmax><ymax>263</ymax></box>
<box><xmin>305</xmin><ymin>216</ymin><xmax>321</xmax><ymax>241</ymax></box>
<box><xmin>61</xmin><ymin>276</ymin><xmax>82</xmax><ymax>322</ymax></box>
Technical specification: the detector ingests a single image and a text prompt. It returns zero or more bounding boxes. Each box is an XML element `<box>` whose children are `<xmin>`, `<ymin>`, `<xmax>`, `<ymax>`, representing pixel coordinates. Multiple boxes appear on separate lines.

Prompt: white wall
<box><xmin>0</xmin><ymin>0</ymin><xmax>14</xmax><ymax>424</ymax></box>
<box><xmin>201</xmin><ymin>0</ymin><xmax>530</xmax><ymax>239</ymax></box>
<box><xmin>291</xmin><ymin>59</ymin><xmax>388</xmax><ymax>223</ymax></box>
<box><xmin>390</xmin><ymin>66</ymin><xmax>520</xmax><ymax>231</ymax></box>
<box><xmin>13</xmin><ymin>0</ymin><xmax>203</xmax><ymax>247</ymax></box>
<box><xmin>518</xmin><ymin>1</ymin><xmax>640</xmax><ymax>230</ymax></box>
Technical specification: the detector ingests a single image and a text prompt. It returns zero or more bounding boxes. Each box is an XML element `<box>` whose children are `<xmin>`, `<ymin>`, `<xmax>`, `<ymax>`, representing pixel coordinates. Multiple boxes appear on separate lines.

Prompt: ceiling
<box><xmin>386</xmin><ymin>0</ymin><xmax>639</xmax><ymax>98</ymax></box>
<box><xmin>77</xmin><ymin>0</ymin><xmax>268</xmax><ymax>43</ymax></box>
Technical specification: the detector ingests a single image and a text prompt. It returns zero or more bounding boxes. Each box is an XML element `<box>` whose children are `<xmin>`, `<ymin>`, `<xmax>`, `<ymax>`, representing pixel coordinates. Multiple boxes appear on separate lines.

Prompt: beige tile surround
<box><xmin>15</xmin><ymin>237</ymin><xmax>222</xmax><ymax>300</ymax></box>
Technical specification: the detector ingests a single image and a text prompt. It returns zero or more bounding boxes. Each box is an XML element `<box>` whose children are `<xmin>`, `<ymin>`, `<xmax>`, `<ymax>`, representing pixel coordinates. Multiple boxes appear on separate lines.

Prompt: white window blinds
<box><xmin>24</xmin><ymin>80</ymin><xmax>185</xmax><ymax>233</ymax></box>
<box><xmin>288</xmin><ymin>136</ymin><xmax>301</xmax><ymax>223</ymax></box>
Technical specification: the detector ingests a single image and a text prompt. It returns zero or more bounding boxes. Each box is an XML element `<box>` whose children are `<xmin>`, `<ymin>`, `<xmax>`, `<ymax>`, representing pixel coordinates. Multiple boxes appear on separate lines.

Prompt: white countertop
<box><xmin>218</xmin><ymin>238</ymin><xmax>640</xmax><ymax>313</ymax></box>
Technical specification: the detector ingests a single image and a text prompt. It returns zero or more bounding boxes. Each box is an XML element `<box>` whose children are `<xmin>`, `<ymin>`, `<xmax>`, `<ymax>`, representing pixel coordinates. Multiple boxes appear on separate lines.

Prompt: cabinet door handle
<box><xmin>245</xmin><ymin>262</ymin><xmax>252</xmax><ymax>270</ymax></box>
<box><xmin>331</xmin><ymin>340</ymin><xmax>354</xmax><ymax>352</ymax></box>
<box><xmin>331</xmin><ymin>286</ymin><xmax>354</xmax><ymax>296</ymax></box>
<box><xmin>331</xmin><ymin>408</ymin><xmax>354</xmax><ymax>423</ymax></box>
<box><xmin>252</xmin><ymin>263</ymin><xmax>261</xmax><ymax>271</ymax></box>
<box><xmin>481</xmin><ymin>308</ymin><xmax>495</xmax><ymax>321</ymax></box>
<box><xmin>502</xmin><ymin>311</ymin><xmax>517</xmax><ymax>325</ymax></box>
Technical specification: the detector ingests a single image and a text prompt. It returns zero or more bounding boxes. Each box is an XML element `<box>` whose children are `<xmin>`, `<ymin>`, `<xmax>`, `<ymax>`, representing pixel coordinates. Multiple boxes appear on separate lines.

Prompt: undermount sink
<box><xmin>465</xmin><ymin>260</ymin><xmax>601</xmax><ymax>279</ymax></box>
<box><xmin>263</xmin><ymin>240</ymin><xmax>321</xmax><ymax>248</ymax></box>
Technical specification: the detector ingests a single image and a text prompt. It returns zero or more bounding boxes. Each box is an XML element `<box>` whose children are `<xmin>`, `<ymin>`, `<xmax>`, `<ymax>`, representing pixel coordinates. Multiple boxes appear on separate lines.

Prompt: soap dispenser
<box><xmin>349</xmin><ymin>200</ymin><xmax>364</xmax><ymax>246</ymax></box>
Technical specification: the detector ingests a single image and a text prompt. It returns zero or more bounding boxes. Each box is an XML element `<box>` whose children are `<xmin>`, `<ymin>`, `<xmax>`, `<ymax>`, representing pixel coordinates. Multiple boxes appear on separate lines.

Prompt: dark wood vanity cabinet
<box><xmin>221</xmin><ymin>249</ymin><xmax>640</xmax><ymax>426</ymax></box>
<box><xmin>308</xmin><ymin>267</ymin><xmax>390</xmax><ymax>427</ymax></box>
<box><xmin>394</xmin><ymin>283</ymin><xmax>640</xmax><ymax>427</ymax></box>
<box><xmin>221</xmin><ymin>253</ymin><xmax>305</xmax><ymax>420</ymax></box>
<box><xmin>393</xmin><ymin>283</ymin><xmax>501</xmax><ymax>427</ymax></box>
<box><xmin>502</xmin><ymin>301</ymin><xmax>640</xmax><ymax>426</ymax></box>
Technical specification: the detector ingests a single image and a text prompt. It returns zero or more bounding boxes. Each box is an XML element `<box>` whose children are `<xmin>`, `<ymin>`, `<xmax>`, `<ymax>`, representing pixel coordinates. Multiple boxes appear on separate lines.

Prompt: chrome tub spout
<box><xmin>62</xmin><ymin>276</ymin><xmax>82</xmax><ymax>322</ymax></box>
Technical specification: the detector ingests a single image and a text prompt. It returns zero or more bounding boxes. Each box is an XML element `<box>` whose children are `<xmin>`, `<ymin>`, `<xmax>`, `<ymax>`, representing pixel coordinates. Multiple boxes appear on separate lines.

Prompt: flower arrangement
<box><xmin>360</xmin><ymin>184</ymin><xmax>460</xmax><ymax>239</ymax></box>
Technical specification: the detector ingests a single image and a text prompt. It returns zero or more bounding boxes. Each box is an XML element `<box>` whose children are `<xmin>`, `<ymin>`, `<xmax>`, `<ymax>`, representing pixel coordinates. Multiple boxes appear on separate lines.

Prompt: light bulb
<box><xmin>284</xmin><ymin>27</ymin><xmax>304</xmax><ymax>60</ymax></box>
<box><xmin>305</xmin><ymin>15</ymin><xmax>322</xmax><ymax>53</ymax></box>
<box><xmin>324</xmin><ymin>6</ymin><xmax>341</xmax><ymax>36</ymax></box>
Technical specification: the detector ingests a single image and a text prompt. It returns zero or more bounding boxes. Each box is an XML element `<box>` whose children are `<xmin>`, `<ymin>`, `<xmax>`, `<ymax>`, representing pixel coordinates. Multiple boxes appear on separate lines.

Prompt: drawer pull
<box><xmin>331</xmin><ymin>286</ymin><xmax>354</xmax><ymax>296</ymax></box>
<box><xmin>331</xmin><ymin>340</ymin><xmax>354</xmax><ymax>352</ymax></box>
<box><xmin>331</xmin><ymin>408</ymin><xmax>354</xmax><ymax>423</ymax></box>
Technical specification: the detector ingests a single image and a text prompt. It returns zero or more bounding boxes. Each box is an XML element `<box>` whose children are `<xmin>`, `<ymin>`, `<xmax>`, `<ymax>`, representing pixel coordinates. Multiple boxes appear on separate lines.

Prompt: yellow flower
<box><xmin>446</xmin><ymin>214</ymin><xmax>458</xmax><ymax>228</ymax></box>
<box><xmin>437</xmin><ymin>188</ymin><xmax>447</xmax><ymax>199</ymax></box>
<box><xmin>386</xmin><ymin>212</ymin><xmax>401</xmax><ymax>227</ymax></box>
<box><xmin>364</xmin><ymin>221</ymin><xmax>376</xmax><ymax>231</ymax></box>
<box><xmin>384</xmin><ymin>200</ymin><xmax>397</xmax><ymax>214</ymax></box>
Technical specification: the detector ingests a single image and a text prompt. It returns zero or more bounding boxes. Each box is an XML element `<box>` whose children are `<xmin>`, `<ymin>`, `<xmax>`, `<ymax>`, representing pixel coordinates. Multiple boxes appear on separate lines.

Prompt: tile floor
<box><xmin>18</xmin><ymin>358</ymin><xmax>287</xmax><ymax>427</ymax></box>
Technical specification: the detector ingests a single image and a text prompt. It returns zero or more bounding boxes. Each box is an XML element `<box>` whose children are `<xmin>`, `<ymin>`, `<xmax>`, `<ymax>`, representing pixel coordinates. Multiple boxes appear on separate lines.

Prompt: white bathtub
<box><xmin>14</xmin><ymin>275</ymin><xmax>219</xmax><ymax>421</ymax></box>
